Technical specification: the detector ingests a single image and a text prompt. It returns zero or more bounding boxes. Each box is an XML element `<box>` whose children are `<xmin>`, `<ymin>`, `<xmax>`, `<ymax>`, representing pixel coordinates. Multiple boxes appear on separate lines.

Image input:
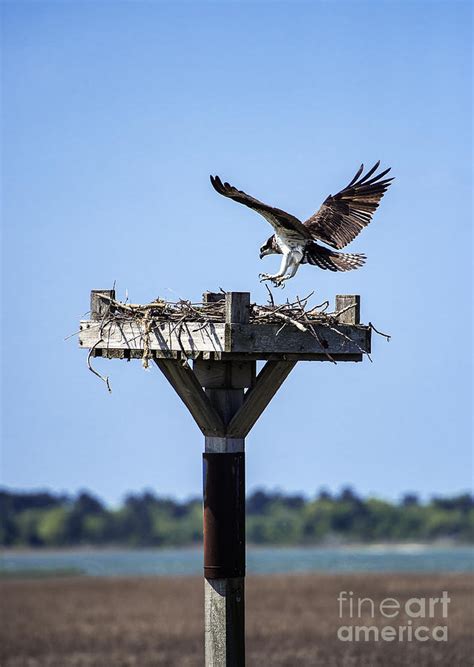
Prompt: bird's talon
<box><xmin>259</xmin><ymin>273</ymin><xmax>272</xmax><ymax>283</ymax></box>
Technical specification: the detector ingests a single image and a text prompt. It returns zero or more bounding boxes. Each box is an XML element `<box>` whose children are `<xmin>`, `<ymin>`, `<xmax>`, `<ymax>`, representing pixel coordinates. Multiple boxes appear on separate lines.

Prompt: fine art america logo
<box><xmin>337</xmin><ymin>591</ymin><xmax>450</xmax><ymax>642</ymax></box>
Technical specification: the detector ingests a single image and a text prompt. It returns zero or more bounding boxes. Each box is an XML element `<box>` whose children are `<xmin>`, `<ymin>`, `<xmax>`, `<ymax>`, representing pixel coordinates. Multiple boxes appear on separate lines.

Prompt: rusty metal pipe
<box><xmin>203</xmin><ymin>452</ymin><xmax>245</xmax><ymax>579</ymax></box>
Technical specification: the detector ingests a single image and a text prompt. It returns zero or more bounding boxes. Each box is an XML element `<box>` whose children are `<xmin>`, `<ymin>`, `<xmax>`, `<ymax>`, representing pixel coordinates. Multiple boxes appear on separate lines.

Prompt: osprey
<box><xmin>210</xmin><ymin>162</ymin><xmax>393</xmax><ymax>287</ymax></box>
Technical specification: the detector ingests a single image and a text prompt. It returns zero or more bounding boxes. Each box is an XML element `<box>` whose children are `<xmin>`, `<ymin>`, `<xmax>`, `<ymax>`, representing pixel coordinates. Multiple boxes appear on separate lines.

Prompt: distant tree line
<box><xmin>1</xmin><ymin>487</ymin><xmax>473</xmax><ymax>548</ymax></box>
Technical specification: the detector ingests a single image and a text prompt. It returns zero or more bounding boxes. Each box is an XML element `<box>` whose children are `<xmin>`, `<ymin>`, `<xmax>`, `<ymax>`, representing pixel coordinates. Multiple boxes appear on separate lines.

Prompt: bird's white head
<box><xmin>259</xmin><ymin>235</ymin><xmax>278</xmax><ymax>259</ymax></box>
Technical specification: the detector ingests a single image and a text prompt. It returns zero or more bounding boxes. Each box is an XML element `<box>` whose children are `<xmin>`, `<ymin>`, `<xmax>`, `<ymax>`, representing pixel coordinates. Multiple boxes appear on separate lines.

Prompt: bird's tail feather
<box><xmin>305</xmin><ymin>243</ymin><xmax>366</xmax><ymax>272</ymax></box>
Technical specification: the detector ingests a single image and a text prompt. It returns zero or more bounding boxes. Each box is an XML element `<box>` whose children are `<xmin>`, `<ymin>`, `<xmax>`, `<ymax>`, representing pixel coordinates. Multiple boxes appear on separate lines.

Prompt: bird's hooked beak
<box><xmin>259</xmin><ymin>247</ymin><xmax>268</xmax><ymax>260</ymax></box>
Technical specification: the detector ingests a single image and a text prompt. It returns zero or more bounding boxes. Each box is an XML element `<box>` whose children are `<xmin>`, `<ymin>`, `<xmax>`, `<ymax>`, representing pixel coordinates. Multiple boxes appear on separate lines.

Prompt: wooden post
<box><xmin>335</xmin><ymin>294</ymin><xmax>360</xmax><ymax>324</ymax></box>
<box><xmin>201</xmin><ymin>292</ymin><xmax>252</xmax><ymax>666</ymax></box>
<box><xmin>90</xmin><ymin>289</ymin><xmax>115</xmax><ymax>320</ymax></box>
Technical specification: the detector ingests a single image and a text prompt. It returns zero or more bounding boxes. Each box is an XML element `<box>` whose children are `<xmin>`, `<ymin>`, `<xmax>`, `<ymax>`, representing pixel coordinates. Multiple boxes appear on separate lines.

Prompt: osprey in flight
<box><xmin>210</xmin><ymin>162</ymin><xmax>393</xmax><ymax>287</ymax></box>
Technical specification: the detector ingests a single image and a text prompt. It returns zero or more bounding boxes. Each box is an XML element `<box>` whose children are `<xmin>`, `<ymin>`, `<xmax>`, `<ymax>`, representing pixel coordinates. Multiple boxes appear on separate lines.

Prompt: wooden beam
<box><xmin>226</xmin><ymin>360</ymin><xmax>296</xmax><ymax>438</ymax></box>
<box><xmin>228</xmin><ymin>322</ymin><xmax>369</xmax><ymax>355</ymax></box>
<box><xmin>80</xmin><ymin>321</ymin><xmax>226</xmax><ymax>354</ymax></box>
<box><xmin>80</xmin><ymin>320</ymin><xmax>369</xmax><ymax>356</ymax></box>
<box><xmin>154</xmin><ymin>359</ymin><xmax>225</xmax><ymax>437</ymax></box>
<box><xmin>197</xmin><ymin>352</ymin><xmax>363</xmax><ymax>362</ymax></box>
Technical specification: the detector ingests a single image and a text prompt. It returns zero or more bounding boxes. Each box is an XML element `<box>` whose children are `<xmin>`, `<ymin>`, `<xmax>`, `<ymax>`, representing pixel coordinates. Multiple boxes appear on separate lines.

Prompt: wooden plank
<box><xmin>226</xmin><ymin>360</ymin><xmax>296</xmax><ymax>438</ymax></box>
<box><xmin>335</xmin><ymin>295</ymin><xmax>360</xmax><ymax>324</ymax></box>
<box><xmin>201</xmin><ymin>352</ymin><xmax>363</xmax><ymax>362</ymax></box>
<box><xmin>228</xmin><ymin>323</ymin><xmax>370</xmax><ymax>355</ymax></box>
<box><xmin>91</xmin><ymin>349</ymin><xmax>364</xmax><ymax>362</ymax></box>
<box><xmin>79</xmin><ymin>320</ymin><xmax>226</xmax><ymax>353</ymax></box>
<box><xmin>154</xmin><ymin>359</ymin><xmax>225</xmax><ymax>436</ymax></box>
<box><xmin>93</xmin><ymin>350</ymin><xmax>180</xmax><ymax>360</ymax></box>
<box><xmin>79</xmin><ymin>320</ymin><xmax>369</xmax><ymax>356</ymax></box>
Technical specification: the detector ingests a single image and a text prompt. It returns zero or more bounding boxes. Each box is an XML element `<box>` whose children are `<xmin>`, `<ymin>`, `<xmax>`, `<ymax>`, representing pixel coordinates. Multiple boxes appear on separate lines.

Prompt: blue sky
<box><xmin>2</xmin><ymin>1</ymin><xmax>472</xmax><ymax>506</ymax></box>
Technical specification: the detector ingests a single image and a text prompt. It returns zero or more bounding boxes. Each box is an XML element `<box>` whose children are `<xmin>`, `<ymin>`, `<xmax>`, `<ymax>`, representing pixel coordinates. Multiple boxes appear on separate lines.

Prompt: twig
<box><xmin>369</xmin><ymin>322</ymin><xmax>391</xmax><ymax>341</ymax></box>
<box><xmin>295</xmin><ymin>295</ymin><xmax>336</xmax><ymax>364</ymax></box>
<box><xmin>265</xmin><ymin>283</ymin><xmax>275</xmax><ymax>307</ymax></box>
<box><xmin>64</xmin><ymin>329</ymin><xmax>82</xmax><ymax>341</ymax></box>
<box><xmin>308</xmin><ymin>300</ymin><xmax>329</xmax><ymax>314</ymax></box>
<box><xmin>264</xmin><ymin>311</ymin><xmax>308</xmax><ymax>332</ymax></box>
<box><xmin>331</xmin><ymin>303</ymin><xmax>358</xmax><ymax>319</ymax></box>
<box><xmin>325</xmin><ymin>323</ymin><xmax>372</xmax><ymax>363</ymax></box>
<box><xmin>87</xmin><ymin>341</ymin><xmax>112</xmax><ymax>393</ymax></box>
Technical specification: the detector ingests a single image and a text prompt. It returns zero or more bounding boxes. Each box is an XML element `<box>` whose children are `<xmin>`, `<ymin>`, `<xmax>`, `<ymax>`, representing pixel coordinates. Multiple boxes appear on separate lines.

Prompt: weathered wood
<box><xmin>79</xmin><ymin>320</ymin><xmax>369</xmax><ymax>356</ymax></box>
<box><xmin>154</xmin><ymin>359</ymin><xmax>225</xmax><ymax>436</ymax></box>
<box><xmin>90</xmin><ymin>349</ymin><xmax>364</xmax><ymax>363</ymax></box>
<box><xmin>226</xmin><ymin>360</ymin><xmax>296</xmax><ymax>438</ymax></box>
<box><xmin>194</xmin><ymin>360</ymin><xmax>255</xmax><ymax>389</ymax></box>
<box><xmin>92</xmin><ymin>349</ymin><xmax>181</xmax><ymax>360</ymax></box>
<box><xmin>90</xmin><ymin>289</ymin><xmax>115</xmax><ymax>321</ymax></box>
<box><xmin>197</xmin><ymin>352</ymin><xmax>363</xmax><ymax>362</ymax></box>
<box><xmin>225</xmin><ymin>292</ymin><xmax>250</xmax><ymax>325</ymax></box>
<box><xmin>228</xmin><ymin>323</ymin><xmax>369</xmax><ymax>355</ymax></box>
<box><xmin>206</xmin><ymin>389</ymin><xmax>245</xmax><ymax>426</ymax></box>
<box><xmin>79</xmin><ymin>320</ymin><xmax>226</xmax><ymax>353</ymax></box>
<box><xmin>205</xmin><ymin>577</ymin><xmax>245</xmax><ymax>667</ymax></box>
<box><xmin>335</xmin><ymin>294</ymin><xmax>360</xmax><ymax>324</ymax></box>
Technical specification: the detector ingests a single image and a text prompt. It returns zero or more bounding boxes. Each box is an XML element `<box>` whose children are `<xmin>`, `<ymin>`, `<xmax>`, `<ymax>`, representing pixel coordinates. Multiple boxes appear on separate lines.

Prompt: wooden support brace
<box><xmin>154</xmin><ymin>358</ymin><xmax>225</xmax><ymax>437</ymax></box>
<box><xmin>226</xmin><ymin>360</ymin><xmax>297</xmax><ymax>438</ymax></box>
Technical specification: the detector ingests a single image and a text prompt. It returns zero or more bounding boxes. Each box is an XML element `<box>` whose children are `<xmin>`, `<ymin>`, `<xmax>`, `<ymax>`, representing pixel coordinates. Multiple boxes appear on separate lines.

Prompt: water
<box><xmin>1</xmin><ymin>545</ymin><xmax>473</xmax><ymax>577</ymax></box>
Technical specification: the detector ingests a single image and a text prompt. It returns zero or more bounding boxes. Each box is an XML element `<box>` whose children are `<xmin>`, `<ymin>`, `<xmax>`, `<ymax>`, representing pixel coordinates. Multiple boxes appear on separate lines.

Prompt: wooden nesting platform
<box><xmin>78</xmin><ymin>288</ymin><xmax>374</xmax><ymax>664</ymax></box>
<box><xmin>79</xmin><ymin>290</ymin><xmax>371</xmax><ymax>363</ymax></box>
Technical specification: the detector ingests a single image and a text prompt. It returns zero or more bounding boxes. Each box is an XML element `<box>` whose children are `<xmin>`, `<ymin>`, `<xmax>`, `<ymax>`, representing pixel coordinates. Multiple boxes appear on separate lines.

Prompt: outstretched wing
<box><xmin>210</xmin><ymin>175</ymin><xmax>311</xmax><ymax>239</ymax></box>
<box><xmin>303</xmin><ymin>162</ymin><xmax>394</xmax><ymax>249</ymax></box>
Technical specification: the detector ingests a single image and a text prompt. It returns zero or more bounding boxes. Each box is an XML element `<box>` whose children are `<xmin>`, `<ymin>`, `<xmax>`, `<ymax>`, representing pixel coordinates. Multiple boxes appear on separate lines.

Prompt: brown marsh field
<box><xmin>1</xmin><ymin>573</ymin><xmax>473</xmax><ymax>666</ymax></box>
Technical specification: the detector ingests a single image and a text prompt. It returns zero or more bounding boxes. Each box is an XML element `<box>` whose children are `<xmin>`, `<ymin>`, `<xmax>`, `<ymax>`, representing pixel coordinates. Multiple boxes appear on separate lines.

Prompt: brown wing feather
<box><xmin>304</xmin><ymin>243</ymin><xmax>366</xmax><ymax>272</ymax></box>
<box><xmin>210</xmin><ymin>175</ymin><xmax>311</xmax><ymax>239</ymax></box>
<box><xmin>303</xmin><ymin>162</ymin><xmax>394</xmax><ymax>249</ymax></box>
